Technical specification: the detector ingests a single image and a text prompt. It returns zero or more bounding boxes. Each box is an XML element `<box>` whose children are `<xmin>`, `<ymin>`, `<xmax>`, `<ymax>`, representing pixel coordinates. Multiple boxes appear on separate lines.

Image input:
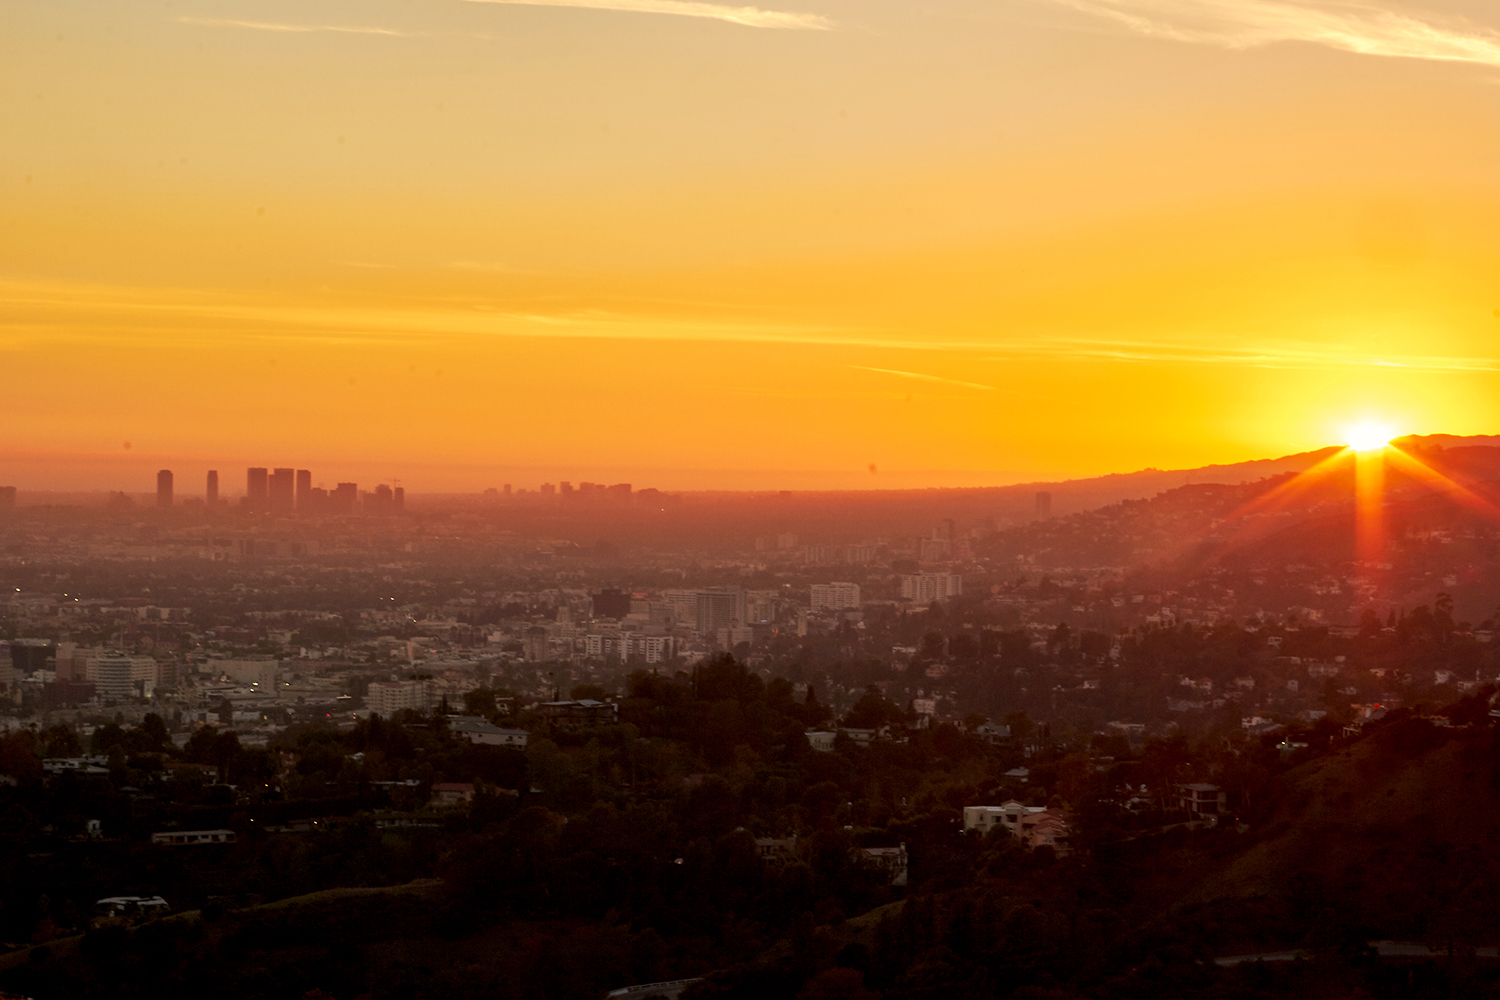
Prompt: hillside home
<box><xmin>859</xmin><ymin>844</ymin><xmax>909</xmax><ymax>885</ymax></box>
<box><xmin>1178</xmin><ymin>782</ymin><xmax>1227</xmax><ymax>816</ymax></box>
<box><xmin>430</xmin><ymin>782</ymin><xmax>475</xmax><ymax>808</ymax></box>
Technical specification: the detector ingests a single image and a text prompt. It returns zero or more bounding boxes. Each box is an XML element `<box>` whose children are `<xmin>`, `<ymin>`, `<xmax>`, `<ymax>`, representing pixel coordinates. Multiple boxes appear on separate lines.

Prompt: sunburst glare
<box><xmin>1345</xmin><ymin>421</ymin><xmax>1394</xmax><ymax>452</ymax></box>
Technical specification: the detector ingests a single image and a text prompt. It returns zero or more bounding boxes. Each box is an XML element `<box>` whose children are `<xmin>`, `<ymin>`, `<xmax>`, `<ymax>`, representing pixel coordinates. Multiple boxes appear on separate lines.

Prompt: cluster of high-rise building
<box><xmin>481</xmin><ymin>482</ymin><xmax>681</xmax><ymax>506</ymax></box>
<box><xmin>142</xmin><ymin>468</ymin><xmax>404</xmax><ymax>516</ymax></box>
<box><xmin>243</xmin><ymin>467</ymin><xmax>378</xmax><ymax>515</ymax></box>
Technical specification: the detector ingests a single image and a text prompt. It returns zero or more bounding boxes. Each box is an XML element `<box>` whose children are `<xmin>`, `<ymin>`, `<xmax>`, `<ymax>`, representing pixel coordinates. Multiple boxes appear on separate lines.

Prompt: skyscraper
<box><xmin>247</xmin><ymin>468</ymin><xmax>269</xmax><ymax>511</ymax></box>
<box><xmin>1035</xmin><ymin>491</ymin><xmax>1053</xmax><ymax>517</ymax></box>
<box><xmin>269</xmin><ymin>468</ymin><xmax>295</xmax><ymax>513</ymax></box>
<box><xmin>332</xmin><ymin>482</ymin><xmax>357</xmax><ymax>515</ymax></box>
<box><xmin>695</xmin><ymin>587</ymin><xmax>747</xmax><ymax>634</ymax></box>
<box><xmin>156</xmin><ymin>470</ymin><xmax>174</xmax><ymax>507</ymax></box>
<box><xmin>295</xmin><ymin>469</ymin><xmax>312</xmax><ymax>510</ymax></box>
<box><xmin>206</xmin><ymin>470</ymin><xmax>219</xmax><ymax>506</ymax></box>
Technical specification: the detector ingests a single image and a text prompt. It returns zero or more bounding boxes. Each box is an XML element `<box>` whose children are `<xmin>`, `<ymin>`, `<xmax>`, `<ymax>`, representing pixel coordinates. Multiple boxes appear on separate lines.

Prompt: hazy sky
<box><xmin>4</xmin><ymin>0</ymin><xmax>1500</xmax><ymax>492</ymax></box>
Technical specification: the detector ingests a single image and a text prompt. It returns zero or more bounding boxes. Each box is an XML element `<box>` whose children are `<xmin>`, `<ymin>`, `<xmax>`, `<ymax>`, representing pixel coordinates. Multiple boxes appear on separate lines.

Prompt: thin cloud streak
<box><xmin>984</xmin><ymin>337</ymin><xmax>1500</xmax><ymax>372</ymax></box>
<box><xmin>1044</xmin><ymin>0</ymin><xmax>1500</xmax><ymax>66</ymax></box>
<box><xmin>849</xmin><ymin>365</ymin><xmax>999</xmax><ymax>391</ymax></box>
<box><xmin>5</xmin><ymin>281</ymin><xmax>1500</xmax><ymax>372</ymax></box>
<box><xmin>178</xmin><ymin>16</ymin><xmax>424</xmax><ymax>36</ymax></box>
<box><xmin>459</xmin><ymin>0</ymin><xmax>835</xmax><ymax>30</ymax></box>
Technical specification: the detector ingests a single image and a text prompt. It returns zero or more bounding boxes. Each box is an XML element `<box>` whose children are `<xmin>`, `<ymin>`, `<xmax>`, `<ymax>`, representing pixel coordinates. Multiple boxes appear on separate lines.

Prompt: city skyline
<box><xmin>8</xmin><ymin>0</ymin><xmax>1500</xmax><ymax>992</ymax></box>
<box><xmin>7</xmin><ymin>0</ymin><xmax>1500</xmax><ymax>489</ymax></box>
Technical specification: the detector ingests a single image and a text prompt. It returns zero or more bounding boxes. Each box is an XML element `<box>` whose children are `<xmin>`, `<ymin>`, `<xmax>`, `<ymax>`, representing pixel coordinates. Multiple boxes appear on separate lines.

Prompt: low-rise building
<box><xmin>859</xmin><ymin>844</ymin><xmax>909</xmax><ymax>885</ymax></box>
<box><xmin>448</xmin><ymin>716</ymin><xmax>528</xmax><ymax>748</ymax></box>
<box><xmin>537</xmin><ymin>699</ymin><xmax>618</xmax><ymax>726</ymax></box>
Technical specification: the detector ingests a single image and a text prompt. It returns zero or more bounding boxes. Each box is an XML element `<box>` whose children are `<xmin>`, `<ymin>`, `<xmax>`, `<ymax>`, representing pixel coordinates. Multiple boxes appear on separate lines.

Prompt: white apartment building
<box><xmin>809</xmin><ymin>582</ymin><xmax>861</xmax><ymax>612</ymax></box>
<box><xmin>214</xmin><ymin>659</ymin><xmax>281</xmax><ymax>691</ymax></box>
<box><xmin>584</xmin><ymin>633</ymin><xmax>675</xmax><ymax>663</ymax></box>
<box><xmin>92</xmin><ymin>653</ymin><xmax>135</xmax><ymax>701</ymax></box>
<box><xmin>901</xmin><ymin>573</ymin><xmax>963</xmax><ymax>604</ymax></box>
<box><xmin>367</xmin><ymin>679</ymin><xmax>433</xmax><ymax>717</ymax></box>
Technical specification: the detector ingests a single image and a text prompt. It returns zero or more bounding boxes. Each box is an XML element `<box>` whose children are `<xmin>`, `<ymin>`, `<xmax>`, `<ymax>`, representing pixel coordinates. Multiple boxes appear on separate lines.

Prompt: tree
<box><xmin>1436</xmin><ymin>592</ymin><xmax>1456</xmax><ymax>634</ymax></box>
<box><xmin>0</xmin><ymin>733</ymin><xmax>41</xmax><ymax>784</ymax></box>
<box><xmin>39</xmin><ymin>725</ymin><xmax>81</xmax><ymax>758</ymax></box>
<box><xmin>948</xmin><ymin>633</ymin><xmax>980</xmax><ymax>660</ymax></box>
<box><xmin>183</xmin><ymin>727</ymin><xmax>220</xmax><ymax>764</ymax></box>
<box><xmin>842</xmin><ymin>687</ymin><xmax>904</xmax><ymax>730</ymax></box>
<box><xmin>90</xmin><ymin>723</ymin><xmax>126</xmax><ymax>755</ymax></box>
<box><xmin>464</xmin><ymin>687</ymin><xmax>498</xmax><ymax>716</ymax></box>
<box><xmin>137</xmin><ymin>713</ymin><xmax>170</xmax><ymax>752</ymax></box>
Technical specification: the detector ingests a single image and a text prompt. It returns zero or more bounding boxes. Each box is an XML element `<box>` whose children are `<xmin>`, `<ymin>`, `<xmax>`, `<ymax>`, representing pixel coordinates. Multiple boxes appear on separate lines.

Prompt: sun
<box><xmin>1345</xmin><ymin>421</ymin><xmax>1393</xmax><ymax>453</ymax></box>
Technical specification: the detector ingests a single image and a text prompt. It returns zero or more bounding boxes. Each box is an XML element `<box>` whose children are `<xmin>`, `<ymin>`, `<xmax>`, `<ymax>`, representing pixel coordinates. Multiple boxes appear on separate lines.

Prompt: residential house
<box><xmin>1178</xmin><ymin>783</ymin><xmax>1226</xmax><ymax>816</ymax></box>
<box><xmin>430</xmin><ymin>782</ymin><xmax>475</xmax><ymax>808</ymax></box>
<box><xmin>859</xmin><ymin>843</ymin><xmax>909</xmax><ymax>886</ymax></box>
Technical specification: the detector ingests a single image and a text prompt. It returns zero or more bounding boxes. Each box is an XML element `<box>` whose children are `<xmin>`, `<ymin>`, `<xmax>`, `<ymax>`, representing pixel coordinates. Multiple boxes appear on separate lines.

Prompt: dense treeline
<box><xmin>5</xmin><ymin>657</ymin><xmax>1500</xmax><ymax>998</ymax></box>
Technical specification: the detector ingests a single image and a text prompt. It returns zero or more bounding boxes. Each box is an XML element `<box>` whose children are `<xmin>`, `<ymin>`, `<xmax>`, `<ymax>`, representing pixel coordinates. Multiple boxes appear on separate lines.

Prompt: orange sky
<box><xmin>5</xmin><ymin>0</ymin><xmax>1500</xmax><ymax>493</ymax></box>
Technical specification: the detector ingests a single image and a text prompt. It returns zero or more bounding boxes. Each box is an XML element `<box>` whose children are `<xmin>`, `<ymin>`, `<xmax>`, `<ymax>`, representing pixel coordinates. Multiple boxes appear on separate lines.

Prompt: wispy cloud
<box><xmin>1043</xmin><ymin>0</ymin><xmax>1500</xmax><ymax>66</ymax></box>
<box><xmin>849</xmin><ymin>365</ymin><xmax>999</xmax><ymax>391</ymax></box>
<box><xmin>178</xmin><ymin>16</ymin><xmax>424</xmax><ymax>36</ymax></box>
<box><xmin>459</xmin><ymin>0</ymin><xmax>834</xmax><ymax>30</ymax></box>
<box><xmin>6</xmin><ymin>280</ymin><xmax>1499</xmax><ymax>375</ymax></box>
<box><xmin>984</xmin><ymin>336</ymin><xmax>1500</xmax><ymax>372</ymax></box>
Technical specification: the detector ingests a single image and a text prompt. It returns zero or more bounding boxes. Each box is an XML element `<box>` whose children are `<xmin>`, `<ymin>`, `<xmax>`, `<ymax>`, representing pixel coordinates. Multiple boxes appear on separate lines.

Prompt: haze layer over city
<box><xmin>7</xmin><ymin>0</ymin><xmax>1500</xmax><ymax>996</ymax></box>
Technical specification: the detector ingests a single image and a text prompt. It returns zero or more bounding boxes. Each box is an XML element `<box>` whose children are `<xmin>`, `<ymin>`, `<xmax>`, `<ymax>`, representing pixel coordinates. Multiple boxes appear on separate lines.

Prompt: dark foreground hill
<box><xmin>10</xmin><ymin>710</ymin><xmax>1500</xmax><ymax>999</ymax></box>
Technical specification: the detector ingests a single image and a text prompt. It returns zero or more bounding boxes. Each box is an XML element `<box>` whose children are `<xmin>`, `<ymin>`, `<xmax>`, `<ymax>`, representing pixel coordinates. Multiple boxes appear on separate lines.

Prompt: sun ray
<box><xmin>1385</xmin><ymin>445</ymin><xmax>1500</xmax><ymax>520</ymax></box>
<box><xmin>1353</xmin><ymin>446</ymin><xmax>1386</xmax><ymax>568</ymax></box>
<box><xmin>1156</xmin><ymin>447</ymin><xmax>1355</xmax><ymax>573</ymax></box>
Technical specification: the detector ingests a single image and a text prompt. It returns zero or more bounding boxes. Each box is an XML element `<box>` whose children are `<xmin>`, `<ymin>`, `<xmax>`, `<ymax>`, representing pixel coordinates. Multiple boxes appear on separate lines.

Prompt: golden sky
<box><xmin>4</xmin><ymin>0</ymin><xmax>1500</xmax><ymax>492</ymax></box>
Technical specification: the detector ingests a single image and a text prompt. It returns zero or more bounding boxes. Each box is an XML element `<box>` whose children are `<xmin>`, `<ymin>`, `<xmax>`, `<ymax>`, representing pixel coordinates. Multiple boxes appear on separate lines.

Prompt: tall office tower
<box><xmin>0</xmin><ymin>486</ymin><xmax>15</xmax><ymax>510</ymax></box>
<box><xmin>93</xmin><ymin>652</ymin><xmax>134</xmax><ymax>701</ymax></box>
<box><xmin>206</xmin><ymin>470</ymin><xmax>219</xmax><ymax>506</ymax></box>
<box><xmin>393</xmin><ymin>486</ymin><xmax>405</xmax><ymax>511</ymax></box>
<box><xmin>247</xmin><ymin>468</ymin><xmax>269</xmax><ymax>511</ymax></box>
<box><xmin>1035</xmin><ymin>491</ymin><xmax>1053</xmax><ymax>517</ymax></box>
<box><xmin>695</xmin><ymin>587</ymin><xmax>748</xmax><ymax>634</ymax></box>
<box><xmin>332</xmin><ymin>482</ymin><xmax>357</xmax><ymax>515</ymax></box>
<box><xmin>592</xmin><ymin>589</ymin><xmax>632</xmax><ymax>619</ymax></box>
<box><xmin>502</xmin><ymin>484</ymin><xmax>511</xmax><ymax>497</ymax></box>
<box><xmin>269</xmin><ymin>468</ymin><xmax>295</xmax><ymax>512</ymax></box>
<box><xmin>295</xmin><ymin>469</ymin><xmax>312</xmax><ymax>510</ymax></box>
<box><xmin>156</xmin><ymin>470</ymin><xmax>174</xmax><ymax>507</ymax></box>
